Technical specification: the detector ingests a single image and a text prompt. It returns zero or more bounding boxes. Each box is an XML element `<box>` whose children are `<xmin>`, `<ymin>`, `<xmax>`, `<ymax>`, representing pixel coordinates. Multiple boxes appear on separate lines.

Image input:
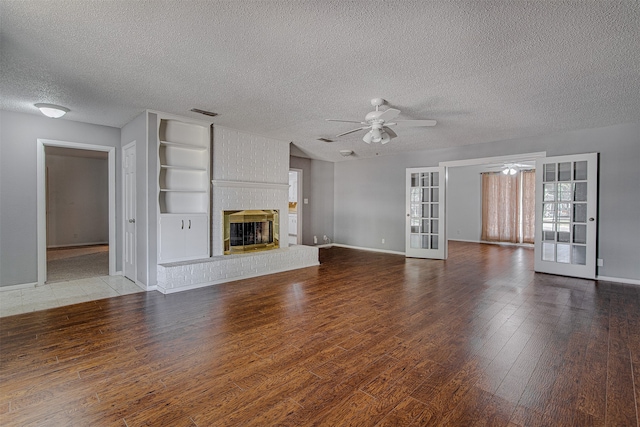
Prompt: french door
<box><xmin>406</xmin><ymin>167</ymin><xmax>447</xmax><ymax>259</ymax></box>
<box><xmin>534</xmin><ymin>153</ymin><xmax>598</xmax><ymax>279</ymax></box>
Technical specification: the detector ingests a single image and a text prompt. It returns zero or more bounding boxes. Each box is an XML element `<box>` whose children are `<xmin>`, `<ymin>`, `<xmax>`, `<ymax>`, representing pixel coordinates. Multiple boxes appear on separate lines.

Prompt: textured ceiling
<box><xmin>2</xmin><ymin>0</ymin><xmax>639</xmax><ymax>162</ymax></box>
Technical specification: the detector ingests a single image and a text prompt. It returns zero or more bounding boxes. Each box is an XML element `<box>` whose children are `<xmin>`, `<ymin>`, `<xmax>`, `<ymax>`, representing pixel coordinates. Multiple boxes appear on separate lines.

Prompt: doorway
<box><xmin>439</xmin><ymin>152</ymin><xmax>546</xmax><ymax>257</ymax></box>
<box><xmin>288</xmin><ymin>169</ymin><xmax>303</xmax><ymax>245</ymax></box>
<box><xmin>37</xmin><ymin>139</ymin><xmax>116</xmax><ymax>286</ymax></box>
<box><xmin>45</xmin><ymin>146</ymin><xmax>109</xmax><ymax>282</ymax></box>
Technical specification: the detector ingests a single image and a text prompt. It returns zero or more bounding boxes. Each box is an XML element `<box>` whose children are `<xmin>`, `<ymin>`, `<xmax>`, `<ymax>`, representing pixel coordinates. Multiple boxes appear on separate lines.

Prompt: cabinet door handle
<box><xmin>181</xmin><ymin>220</ymin><xmax>184</xmax><ymax>229</ymax></box>
<box><xmin>189</xmin><ymin>220</ymin><xmax>191</xmax><ymax>229</ymax></box>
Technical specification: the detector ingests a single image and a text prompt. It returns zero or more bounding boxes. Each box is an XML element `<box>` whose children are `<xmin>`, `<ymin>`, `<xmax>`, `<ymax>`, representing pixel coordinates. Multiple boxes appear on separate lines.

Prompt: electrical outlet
<box><xmin>597</xmin><ymin>259</ymin><xmax>604</xmax><ymax>267</ymax></box>
<box><xmin>381</xmin><ymin>238</ymin><xmax>385</xmax><ymax>244</ymax></box>
<box><xmin>304</xmin><ymin>198</ymin><xmax>309</xmax><ymax>204</ymax></box>
<box><xmin>313</xmin><ymin>235</ymin><xmax>317</xmax><ymax>244</ymax></box>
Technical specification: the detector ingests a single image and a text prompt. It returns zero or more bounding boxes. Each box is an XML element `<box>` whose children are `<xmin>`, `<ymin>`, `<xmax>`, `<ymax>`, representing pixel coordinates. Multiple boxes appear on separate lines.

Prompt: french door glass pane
<box><xmin>573</xmin><ymin>204</ymin><xmax>587</xmax><ymax>222</ymax></box>
<box><xmin>572</xmin><ymin>245</ymin><xmax>586</xmax><ymax>265</ymax></box>
<box><xmin>544</xmin><ymin>164</ymin><xmax>556</xmax><ymax>182</ymax></box>
<box><xmin>574</xmin><ymin>161</ymin><xmax>588</xmax><ymax>180</ymax></box>
<box><xmin>574</xmin><ymin>182</ymin><xmax>587</xmax><ymax>201</ymax></box>
<box><xmin>573</xmin><ymin>224</ymin><xmax>586</xmax><ymax>244</ymax></box>
<box><xmin>431</xmin><ymin>219</ymin><xmax>438</xmax><ymax>234</ymax></box>
<box><xmin>411</xmin><ymin>173</ymin><xmax>420</xmax><ymax>187</ymax></box>
<box><xmin>544</xmin><ymin>183</ymin><xmax>556</xmax><ymax>201</ymax></box>
<box><xmin>558</xmin><ymin>183</ymin><xmax>572</xmax><ymax>201</ymax></box>
<box><xmin>558</xmin><ymin>162</ymin><xmax>571</xmax><ymax>181</ymax></box>
<box><xmin>410</xmin><ymin>234</ymin><xmax>420</xmax><ymax>248</ymax></box>
<box><xmin>543</xmin><ymin>243</ymin><xmax>555</xmax><ymax>261</ymax></box>
<box><xmin>431</xmin><ymin>235</ymin><xmax>438</xmax><ymax>250</ymax></box>
<box><xmin>557</xmin><ymin>244</ymin><xmax>571</xmax><ymax>263</ymax></box>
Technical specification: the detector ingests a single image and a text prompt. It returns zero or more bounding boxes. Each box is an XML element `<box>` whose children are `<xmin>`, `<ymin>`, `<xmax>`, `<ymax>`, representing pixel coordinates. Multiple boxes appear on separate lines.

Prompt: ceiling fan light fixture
<box><xmin>502</xmin><ymin>165</ymin><xmax>518</xmax><ymax>175</ymax></box>
<box><xmin>380</xmin><ymin>132</ymin><xmax>391</xmax><ymax>144</ymax></box>
<box><xmin>35</xmin><ymin>103</ymin><xmax>69</xmax><ymax>118</ymax></box>
<box><xmin>362</xmin><ymin>131</ymin><xmax>373</xmax><ymax>144</ymax></box>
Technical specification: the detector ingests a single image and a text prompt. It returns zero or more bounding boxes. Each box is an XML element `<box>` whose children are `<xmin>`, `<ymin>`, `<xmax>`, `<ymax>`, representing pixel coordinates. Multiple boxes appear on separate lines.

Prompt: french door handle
<box><xmin>181</xmin><ymin>220</ymin><xmax>184</xmax><ymax>229</ymax></box>
<box><xmin>589</xmin><ymin>218</ymin><xmax>595</xmax><ymax>221</ymax></box>
<box><xmin>188</xmin><ymin>220</ymin><xmax>191</xmax><ymax>229</ymax></box>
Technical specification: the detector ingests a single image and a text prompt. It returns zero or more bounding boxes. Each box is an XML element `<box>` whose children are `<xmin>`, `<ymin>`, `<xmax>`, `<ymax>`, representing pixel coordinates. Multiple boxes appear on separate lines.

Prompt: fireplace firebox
<box><xmin>223</xmin><ymin>210</ymin><xmax>279</xmax><ymax>254</ymax></box>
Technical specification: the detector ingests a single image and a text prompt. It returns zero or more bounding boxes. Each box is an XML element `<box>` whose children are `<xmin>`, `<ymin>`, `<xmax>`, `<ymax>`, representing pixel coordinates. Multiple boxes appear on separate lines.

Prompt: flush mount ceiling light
<box><xmin>35</xmin><ymin>103</ymin><xmax>69</xmax><ymax>118</ymax></box>
<box><xmin>339</xmin><ymin>150</ymin><xmax>354</xmax><ymax>157</ymax></box>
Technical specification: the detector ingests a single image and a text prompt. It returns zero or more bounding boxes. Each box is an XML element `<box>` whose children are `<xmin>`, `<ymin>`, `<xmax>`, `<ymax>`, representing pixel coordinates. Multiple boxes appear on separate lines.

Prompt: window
<box><xmin>481</xmin><ymin>170</ymin><xmax>535</xmax><ymax>244</ymax></box>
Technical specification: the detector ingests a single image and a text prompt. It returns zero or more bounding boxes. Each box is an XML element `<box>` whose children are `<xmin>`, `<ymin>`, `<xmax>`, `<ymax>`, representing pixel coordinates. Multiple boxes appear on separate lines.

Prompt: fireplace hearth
<box><xmin>223</xmin><ymin>210</ymin><xmax>279</xmax><ymax>254</ymax></box>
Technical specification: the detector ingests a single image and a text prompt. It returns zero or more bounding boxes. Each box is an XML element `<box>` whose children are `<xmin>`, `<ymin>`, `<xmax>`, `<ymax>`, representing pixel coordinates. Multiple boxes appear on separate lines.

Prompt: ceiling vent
<box><xmin>190</xmin><ymin>108</ymin><xmax>218</xmax><ymax>117</ymax></box>
<box><xmin>317</xmin><ymin>137</ymin><xmax>334</xmax><ymax>143</ymax></box>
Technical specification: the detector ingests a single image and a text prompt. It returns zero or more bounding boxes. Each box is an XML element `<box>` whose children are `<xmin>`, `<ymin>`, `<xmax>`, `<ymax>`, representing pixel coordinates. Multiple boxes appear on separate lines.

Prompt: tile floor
<box><xmin>0</xmin><ymin>275</ymin><xmax>144</xmax><ymax>318</ymax></box>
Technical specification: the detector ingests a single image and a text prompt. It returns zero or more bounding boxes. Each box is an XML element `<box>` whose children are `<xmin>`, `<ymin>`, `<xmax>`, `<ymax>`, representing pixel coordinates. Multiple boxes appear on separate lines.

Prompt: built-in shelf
<box><xmin>157</xmin><ymin>117</ymin><xmax>211</xmax><ymax>263</ymax></box>
<box><xmin>160</xmin><ymin>164</ymin><xmax>207</xmax><ymax>172</ymax></box>
<box><xmin>160</xmin><ymin>189</ymin><xmax>207</xmax><ymax>192</ymax></box>
<box><xmin>159</xmin><ymin>140</ymin><xmax>208</xmax><ymax>151</ymax></box>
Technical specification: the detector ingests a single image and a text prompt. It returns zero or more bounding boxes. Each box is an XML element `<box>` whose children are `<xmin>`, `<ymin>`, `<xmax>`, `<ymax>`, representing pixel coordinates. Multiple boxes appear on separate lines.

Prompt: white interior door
<box><xmin>123</xmin><ymin>143</ymin><xmax>136</xmax><ymax>281</ymax></box>
<box><xmin>534</xmin><ymin>153</ymin><xmax>598</xmax><ymax>279</ymax></box>
<box><xmin>406</xmin><ymin>167</ymin><xmax>447</xmax><ymax>259</ymax></box>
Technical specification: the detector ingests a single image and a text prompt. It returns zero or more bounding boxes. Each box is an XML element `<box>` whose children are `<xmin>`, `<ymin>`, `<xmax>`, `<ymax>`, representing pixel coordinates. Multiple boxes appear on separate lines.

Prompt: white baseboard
<box><xmin>596</xmin><ymin>275</ymin><xmax>640</xmax><ymax>286</ymax></box>
<box><xmin>329</xmin><ymin>243</ymin><xmax>405</xmax><ymax>256</ymax></box>
<box><xmin>0</xmin><ymin>281</ymin><xmax>38</xmax><ymax>291</ymax></box>
<box><xmin>448</xmin><ymin>238</ymin><xmax>534</xmax><ymax>248</ymax></box>
<box><xmin>46</xmin><ymin>242</ymin><xmax>109</xmax><ymax>249</ymax></box>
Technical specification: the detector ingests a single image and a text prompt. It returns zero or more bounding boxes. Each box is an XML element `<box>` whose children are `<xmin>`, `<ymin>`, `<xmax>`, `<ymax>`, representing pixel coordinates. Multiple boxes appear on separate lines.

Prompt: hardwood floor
<box><xmin>1</xmin><ymin>242</ymin><xmax>638</xmax><ymax>426</ymax></box>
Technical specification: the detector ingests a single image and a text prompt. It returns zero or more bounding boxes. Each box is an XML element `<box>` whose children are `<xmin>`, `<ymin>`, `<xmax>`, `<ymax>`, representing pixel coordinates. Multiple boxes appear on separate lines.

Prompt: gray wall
<box><xmin>447</xmin><ymin>165</ymin><xmax>483</xmax><ymax>242</ymax></box>
<box><xmin>46</xmin><ymin>154</ymin><xmax>109</xmax><ymax>247</ymax></box>
<box><xmin>333</xmin><ymin>122</ymin><xmax>640</xmax><ymax>281</ymax></box>
<box><xmin>0</xmin><ymin>110</ymin><xmax>121</xmax><ymax>287</ymax></box>
<box><xmin>290</xmin><ymin>155</ymin><xmax>334</xmax><ymax>246</ymax></box>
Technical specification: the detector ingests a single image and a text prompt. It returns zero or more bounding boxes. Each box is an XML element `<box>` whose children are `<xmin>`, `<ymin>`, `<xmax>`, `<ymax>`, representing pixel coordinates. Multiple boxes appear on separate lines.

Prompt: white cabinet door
<box><xmin>159</xmin><ymin>216</ymin><xmax>186</xmax><ymax>262</ymax></box>
<box><xmin>184</xmin><ymin>214</ymin><xmax>209</xmax><ymax>259</ymax></box>
<box><xmin>406</xmin><ymin>167</ymin><xmax>447</xmax><ymax>259</ymax></box>
<box><xmin>534</xmin><ymin>153</ymin><xmax>598</xmax><ymax>279</ymax></box>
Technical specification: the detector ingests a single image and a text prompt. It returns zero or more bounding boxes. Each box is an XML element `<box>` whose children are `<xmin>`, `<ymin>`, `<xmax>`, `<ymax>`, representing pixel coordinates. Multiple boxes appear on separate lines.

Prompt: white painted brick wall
<box><xmin>157</xmin><ymin>245</ymin><xmax>319</xmax><ymax>293</ymax></box>
<box><xmin>213</xmin><ymin>126</ymin><xmax>289</xmax><ymax>183</ymax></box>
<box><xmin>210</xmin><ymin>125</ymin><xmax>291</xmax><ymax>256</ymax></box>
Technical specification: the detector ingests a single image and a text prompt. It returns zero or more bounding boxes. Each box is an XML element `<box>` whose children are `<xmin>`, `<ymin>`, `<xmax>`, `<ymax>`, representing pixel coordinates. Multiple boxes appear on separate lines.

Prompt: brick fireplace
<box><xmin>156</xmin><ymin>125</ymin><xmax>318</xmax><ymax>294</ymax></box>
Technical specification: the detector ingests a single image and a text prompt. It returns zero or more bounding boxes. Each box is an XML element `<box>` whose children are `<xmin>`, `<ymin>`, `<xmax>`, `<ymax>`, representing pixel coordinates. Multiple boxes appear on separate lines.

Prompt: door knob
<box><xmin>589</xmin><ymin>217</ymin><xmax>595</xmax><ymax>221</ymax></box>
<box><xmin>129</xmin><ymin>219</ymin><xmax>135</xmax><ymax>223</ymax></box>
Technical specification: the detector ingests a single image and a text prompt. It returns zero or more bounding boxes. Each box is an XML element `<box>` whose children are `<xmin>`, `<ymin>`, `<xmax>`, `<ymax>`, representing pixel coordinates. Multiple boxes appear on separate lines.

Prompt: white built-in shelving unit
<box><xmin>157</xmin><ymin>117</ymin><xmax>210</xmax><ymax>263</ymax></box>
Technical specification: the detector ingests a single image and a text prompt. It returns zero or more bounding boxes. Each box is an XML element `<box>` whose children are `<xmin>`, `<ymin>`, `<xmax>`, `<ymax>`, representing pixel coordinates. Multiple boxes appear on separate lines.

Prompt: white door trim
<box><xmin>290</xmin><ymin>168</ymin><xmax>303</xmax><ymax>244</ymax></box>
<box><xmin>37</xmin><ymin>139</ymin><xmax>116</xmax><ymax>286</ymax></box>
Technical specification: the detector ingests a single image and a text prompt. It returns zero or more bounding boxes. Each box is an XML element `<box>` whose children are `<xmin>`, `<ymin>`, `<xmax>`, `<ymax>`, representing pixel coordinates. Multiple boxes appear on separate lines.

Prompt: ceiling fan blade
<box><xmin>378</xmin><ymin>108</ymin><xmax>400</xmax><ymax>122</ymax></box>
<box><xmin>336</xmin><ymin>126</ymin><xmax>370</xmax><ymax>137</ymax></box>
<box><xmin>383</xmin><ymin>127</ymin><xmax>397</xmax><ymax>139</ymax></box>
<box><xmin>392</xmin><ymin>119</ymin><xmax>437</xmax><ymax>127</ymax></box>
<box><xmin>326</xmin><ymin>119</ymin><xmax>366</xmax><ymax>124</ymax></box>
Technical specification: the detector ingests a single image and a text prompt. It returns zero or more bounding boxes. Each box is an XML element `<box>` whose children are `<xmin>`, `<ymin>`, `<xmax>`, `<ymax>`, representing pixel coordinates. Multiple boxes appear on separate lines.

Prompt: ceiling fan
<box><xmin>326</xmin><ymin>98</ymin><xmax>436</xmax><ymax>144</ymax></box>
